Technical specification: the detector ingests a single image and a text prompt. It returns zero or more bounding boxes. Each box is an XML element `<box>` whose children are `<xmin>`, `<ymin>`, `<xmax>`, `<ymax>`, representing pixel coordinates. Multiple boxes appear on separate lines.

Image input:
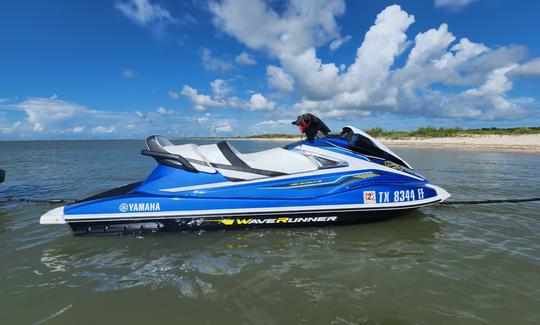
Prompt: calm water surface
<box><xmin>0</xmin><ymin>140</ymin><xmax>539</xmax><ymax>324</ymax></box>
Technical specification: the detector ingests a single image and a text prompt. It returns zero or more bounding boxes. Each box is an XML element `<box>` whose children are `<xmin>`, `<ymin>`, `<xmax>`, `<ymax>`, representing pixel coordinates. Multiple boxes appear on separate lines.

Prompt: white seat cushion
<box><xmin>197</xmin><ymin>144</ymin><xmax>230</xmax><ymax>165</ymax></box>
<box><xmin>164</xmin><ymin>141</ymin><xmax>318</xmax><ymax>179</ymax></box>
<box><xmin>237</xmin><ymin>148</ymin><xmax>318</xmax><ymax>174</ymax></box>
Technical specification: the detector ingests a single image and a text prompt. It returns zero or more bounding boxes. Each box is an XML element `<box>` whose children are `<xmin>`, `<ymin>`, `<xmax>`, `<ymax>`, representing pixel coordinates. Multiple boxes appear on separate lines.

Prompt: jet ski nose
<box><xmin>40</xmin><ymin>206</ymin><xmax>66</xmax><ymax>224</ymax></box>
<box><xmin>428</xmin><ymin>184</ymin><xmax>451</xmax><ymax>202</ymax></box>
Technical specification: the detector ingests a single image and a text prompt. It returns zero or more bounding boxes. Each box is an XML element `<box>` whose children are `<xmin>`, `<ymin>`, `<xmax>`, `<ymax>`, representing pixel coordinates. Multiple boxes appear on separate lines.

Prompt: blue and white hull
<box><xmin>40</xmin><ymin>124</ymin><xmax>450</xmax><ymax>235</ymax></box>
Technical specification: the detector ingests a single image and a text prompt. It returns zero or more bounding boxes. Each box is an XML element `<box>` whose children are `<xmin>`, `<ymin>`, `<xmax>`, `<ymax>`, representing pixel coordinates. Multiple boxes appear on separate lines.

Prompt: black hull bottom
<box><xmin>68</xmin><ymin>208</ymin><xmax>416</xmax><ymax>236</ymax></box>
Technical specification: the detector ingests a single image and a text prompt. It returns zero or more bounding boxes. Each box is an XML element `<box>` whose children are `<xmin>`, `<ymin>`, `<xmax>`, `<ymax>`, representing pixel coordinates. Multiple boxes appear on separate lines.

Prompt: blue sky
<box><xmin>1</xmin><ymin>0</ymin><xmax>539</xmax><ymax>139</ymax></box>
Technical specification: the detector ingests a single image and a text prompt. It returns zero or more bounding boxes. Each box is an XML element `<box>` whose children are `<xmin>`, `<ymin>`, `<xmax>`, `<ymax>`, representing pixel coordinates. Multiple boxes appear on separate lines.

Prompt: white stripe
<box><xmin>63</xmin><ymin>195</ymin><xmax>443</xmax><ymax>221</ymax></box>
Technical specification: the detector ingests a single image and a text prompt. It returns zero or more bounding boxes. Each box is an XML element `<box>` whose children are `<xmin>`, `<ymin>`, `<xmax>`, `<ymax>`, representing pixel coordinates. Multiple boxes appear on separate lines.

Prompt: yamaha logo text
<box><xmin>119</xmin><ymin>202</ymin><xmax>161</xmax><ymax>213</ymax></box>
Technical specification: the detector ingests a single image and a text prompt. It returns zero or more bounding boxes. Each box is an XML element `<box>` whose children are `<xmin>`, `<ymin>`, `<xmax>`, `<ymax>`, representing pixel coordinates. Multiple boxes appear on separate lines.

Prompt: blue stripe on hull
<box><xmin>64</xmin><ymin>182</ymin><xmax>438</xmax><ymax>216</ymax></box>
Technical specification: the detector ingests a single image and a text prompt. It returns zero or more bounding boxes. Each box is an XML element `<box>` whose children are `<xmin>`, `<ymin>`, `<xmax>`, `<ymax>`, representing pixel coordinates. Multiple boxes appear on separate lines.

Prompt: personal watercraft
<box><xmin>40</xmin><ymin>114</ymin><xmax>450</xmax><ymax>235</ymax></box>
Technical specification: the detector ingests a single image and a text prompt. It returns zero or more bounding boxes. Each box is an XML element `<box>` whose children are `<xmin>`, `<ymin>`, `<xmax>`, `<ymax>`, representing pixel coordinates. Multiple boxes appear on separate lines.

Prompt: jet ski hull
<box><xmin>41</xmin><ymin>180</ymin><xmax>448</xmax><ymax>236</ymax></box>
<box><xmin>38</xmin><ymin>121</ymin><xmax>452</xmax><ymax>236</ymax></box>
<box><xmin>40</xmin><ymin>160</ymin><xmax>450</xmax><ymax>236</ymax></box>
<box><xmin>67</xmin><ymin>207</ymin><xmax>418</xmax><ymax>236</ymax></box>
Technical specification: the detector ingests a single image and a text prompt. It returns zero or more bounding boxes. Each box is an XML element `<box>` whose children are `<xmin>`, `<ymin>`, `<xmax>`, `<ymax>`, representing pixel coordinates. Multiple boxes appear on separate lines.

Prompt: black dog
<box><xmin>292</xmin><ymin>113</ymin><xmax>332</xmax><ymax>141</ymax></box>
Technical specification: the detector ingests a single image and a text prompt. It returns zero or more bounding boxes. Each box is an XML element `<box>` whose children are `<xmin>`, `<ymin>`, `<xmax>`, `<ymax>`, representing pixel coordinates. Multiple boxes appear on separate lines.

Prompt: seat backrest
<box><xmin>163</xmin><ymin>144</ymin><xmax>216</xmax><ymax>173</ymax></box>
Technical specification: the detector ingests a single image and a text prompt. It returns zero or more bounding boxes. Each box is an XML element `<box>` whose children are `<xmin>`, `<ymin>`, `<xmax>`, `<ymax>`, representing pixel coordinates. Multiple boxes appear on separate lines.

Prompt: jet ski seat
<box><xmin>162</xmin><ymin>140</ymin><xmax>318</xmax><ymax>180</ymax></box>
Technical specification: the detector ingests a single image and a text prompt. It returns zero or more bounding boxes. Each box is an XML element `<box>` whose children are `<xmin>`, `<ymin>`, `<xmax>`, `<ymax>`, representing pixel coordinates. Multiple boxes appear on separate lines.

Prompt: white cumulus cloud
<box><xmin>182</xmin><ymin>79</ymin><xmax>276</xmax><ymax>112</ymax></box>
<box><xmin>435</xmin><ymin>0</ymin><xmax>477</xmax><ymax>10</ymax></box>
<box><xmin>213</xmin><ymin>121</ymin><xmax>232</xmax><ymax>133</ymax></box>
<box><xmin>0</xmin><ymin>96</ymin><xmax>260</xmax><ymax>139</ymax></box>
<box><xmin>156</xmin><ymin>106</ymin><xmax>174</xmax><ymax>115</ymax></box>
<box><xmin>14</xmin><ymin>96</ymin><xmax>87</xmax><ymax>132</ymax></box>
<box><xmin>181</xmin><ymin>85</ymin><xmax>225</xmax><ymax>111</ymax></box>
<box><xmin>266</xmin><ymin>65</ymin><xmax>294</xmax><ymax>91</ymax></box>
<box><xmin>210</xmin><ymin>0</ymin><xmax>346</xmax><ymax>57</ymax></box>
<box><xmin>168</xmin><ymin>90</ymin><xmax>179</xmax><ymax>100</ymax></box>
<box><xmin>249</xmin><ymin>93</ymin><xmax>275</xmax><ymax>110</ymax></box>
<box><xmin>210</xmin><ymin>79</ymin><xmax>231</xmax><ymax>98</ymax></box>
<box><xmin>235</xmin><ymin>52</ymin><xmax>256</xmax><ymax>65</ymax></box>
<box><xmin>71</xmin><ymin>126</ymin><xmax>86</xmax><ymax>133</ymax></box>
<box><xmin>208</xmin><ymin>1</ymin><xmax>538</xmax><ymax>121</ymax></box>
<box><xmin>507</xmin><ymin>57</ymin><xmax>540</xmax><ymax>79</ymax></box>
<box><xmin>115</xmin><ymin>0</ymin><xmax>172</xmax><ymax>25</ymax></box>
<box><xmin>92</xmin><ymin>126</ymin><xmax>116</xmax><ymax>133</ymax></box>
<box><xmin>329</xmin><ymin>35</ymin><xmax>352</xmax><ymax>51</ymax></box>
<box><xmin>202</xmin><ymin>48</ymin><xmax>232</xmax><ymax>72</ymax></box>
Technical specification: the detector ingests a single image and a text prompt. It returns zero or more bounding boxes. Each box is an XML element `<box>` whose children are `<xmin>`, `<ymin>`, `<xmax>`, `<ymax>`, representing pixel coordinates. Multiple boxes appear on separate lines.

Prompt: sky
<box><xmin>1</xmin><ymin>0</ymin><xmax>539</xmax><ymax>140</ymax></box>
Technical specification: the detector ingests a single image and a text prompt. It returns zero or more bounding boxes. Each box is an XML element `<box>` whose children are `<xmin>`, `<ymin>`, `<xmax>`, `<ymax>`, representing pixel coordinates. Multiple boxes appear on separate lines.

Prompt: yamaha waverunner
<box><xmin>40</xmin><ymin>114</ymin><xmax>450</xmax><ymax>235</ymax></box>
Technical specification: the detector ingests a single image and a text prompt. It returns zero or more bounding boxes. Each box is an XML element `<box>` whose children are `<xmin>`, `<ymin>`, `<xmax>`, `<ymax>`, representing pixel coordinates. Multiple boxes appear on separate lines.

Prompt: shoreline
<box><xmin>227</xmin><ymin>134</ymin><xmax>540</xmax><ymax>153</ymax></box>
<box><xmin>1</xmin><ymin>135</ymin><xmax>538</xmax><ymax>153</ymax></box>
<box><xmin>380</xmin><ymin>134</ymin><xmax>540</xmax><ymax>153</ymax></box>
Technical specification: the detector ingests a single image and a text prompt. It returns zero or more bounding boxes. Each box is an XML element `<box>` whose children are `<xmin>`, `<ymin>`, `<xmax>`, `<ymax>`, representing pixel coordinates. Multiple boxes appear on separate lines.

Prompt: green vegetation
<box><xmin>365</xmin><ymin>126</ymin><xmax>465</xmax><ymax>139</ymax></box>
<box><xmin>241</xmin><ymin>126</ymin><xmax>540</xmax><ymax>140</ymax></box>
<box><xmin>365</xmin><ymin>126</ymin><xmax>540</xmax><ymax>139</ymax></box>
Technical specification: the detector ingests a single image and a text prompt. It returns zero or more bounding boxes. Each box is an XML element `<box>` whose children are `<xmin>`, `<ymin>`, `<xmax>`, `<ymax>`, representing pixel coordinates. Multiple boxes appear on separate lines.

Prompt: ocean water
<box><xmin>0</xmin><ymin>140</ymin><xmax>539</xmax><ymax>324</ymax></box>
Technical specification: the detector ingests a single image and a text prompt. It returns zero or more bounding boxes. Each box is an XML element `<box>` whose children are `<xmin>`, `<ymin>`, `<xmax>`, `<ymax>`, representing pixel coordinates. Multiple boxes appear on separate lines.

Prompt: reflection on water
<box><xmin>0</xmin><ymin>140</ymin><xmax>539</xmax><ymax>324</ymax></box>
<box><xmin>37</xmin><ymin>212</ymin><xmax>442</xmax><ymax>299</ymax></box>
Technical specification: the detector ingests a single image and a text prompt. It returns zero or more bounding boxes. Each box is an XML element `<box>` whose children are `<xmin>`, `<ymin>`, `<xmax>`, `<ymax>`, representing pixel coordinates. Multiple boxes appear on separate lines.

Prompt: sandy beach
<box><xmin>236</xmin><ymin>134</ymin><xmax>540</xmax><ymax>153</ymax></box>
<box><xmin>380</xmin><ymin>134</ymin><xmax>540</xmax><ymax>153</ymax></box>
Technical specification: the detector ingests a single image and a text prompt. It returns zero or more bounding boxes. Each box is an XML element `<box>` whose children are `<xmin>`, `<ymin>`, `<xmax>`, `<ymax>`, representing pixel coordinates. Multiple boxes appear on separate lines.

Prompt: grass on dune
<box><xmin>242</xmin><ymin>126</ymin><xmax>540</xmax><ymax>140</ymax></box>
<box><xmin>365</xmin><ymin>126</ymin><xmax>540</xmax><ymax>139</ymax></box>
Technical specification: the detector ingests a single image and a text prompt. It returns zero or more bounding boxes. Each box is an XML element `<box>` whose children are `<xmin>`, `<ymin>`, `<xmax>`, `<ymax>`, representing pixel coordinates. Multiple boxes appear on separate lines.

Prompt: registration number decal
<box><xmin>367</xmin><ymin>188</ymin><xmax>426</xmax><ymax>203</ymax></box>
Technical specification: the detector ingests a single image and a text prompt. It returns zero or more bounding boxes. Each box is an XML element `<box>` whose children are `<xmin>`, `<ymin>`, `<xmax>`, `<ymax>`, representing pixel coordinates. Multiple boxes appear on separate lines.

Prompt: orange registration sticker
<box><xmin>363</xmin><ymin>191</ymin><xmax>376</xmax><ymax>204</ymax></box>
